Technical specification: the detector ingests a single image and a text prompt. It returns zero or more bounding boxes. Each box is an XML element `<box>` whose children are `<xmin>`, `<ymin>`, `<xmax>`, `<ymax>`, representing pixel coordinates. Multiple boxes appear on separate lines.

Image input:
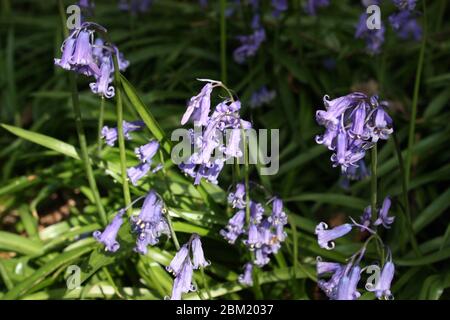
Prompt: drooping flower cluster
<box><xmin>93</xmin><ymin>190</ymin><xmax>170</xmax><ymax>254</ymax></box>
<box><xmin>179</xmin><ymin>80</ymin><xmax>252</xmax><ymax>185</ymax></box>
<box><xmin>130</xmin><ymin>190</ymin><xmax>170</xmax><ymax>254</ymax></box>
<box><xmin>315</xmin><ymin>197</ymin><xmax>395</xmax><ymax>300</ymax></box>
<box><xmin>54</xmin><ymin>22</ymin><xmax>129</xmax><ymax>98</ymax></box>
<box><xmin>233</xmin><ymin>2</ymin><xmax>266</xmax><ymax>64</ymax></box>
<box><xmin>127</xmin><ymin>139</ymin><xmax>163</xmax><ymax>186</ymax></box>
<box><xmin>271</xmin><ymin>0</ymin><xmax>288</xmax><ymax>17</ymax></box>
<box><xmin>249</xmin><ymin>86</ymin><xmax>276</xmax><ymax>109</ymax></box>
<box><xmin>315</xmin><ymin>92</ymin><xmax>393</xmax><ymax>173</ymax></box>
<box><xmin>355</xmin><ymin>10</ymin><xmax>385</xmax><ymax>54</ymax></box>
<box><xmin>304</xmin><ymin>0</ymin><xmax>330</xmax><ymax>16</ymax></box>
<box><xmin>166</xmin><ymin>234</ymin><xmax>210</xmax><ymax>300</ymax></box>
<box><xmin>101</xmin><ymin>120</ymin><xmax>144</xmax><ymax>146</ymax></box>
<box><xmin>220</xmin><ymin>183</ymin><xmax>288</xmax><ymax>285</ymax></box>
<box><xmin>389</xmin><ymin>0</ymin><xmax>421</xmax><ymax>41</ymax></box>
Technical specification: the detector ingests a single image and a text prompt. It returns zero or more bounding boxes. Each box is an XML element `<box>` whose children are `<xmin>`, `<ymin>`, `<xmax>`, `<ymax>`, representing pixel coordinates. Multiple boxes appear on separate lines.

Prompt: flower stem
<box><xmin>220</xmin><ymin>0</ymin><xmax>227</xmax><ymax>84</ymax></box>
<box><xmin>405</xmin><ymin>0</ymin><xmax>427</xmax><ymax>187</ymax></box>
<box><xmin>57</xmin><ymin>0</ymin><xmax>107</xmax><ymax>226</ymax></box>
<box><xmin>164</xmin><ymin>208</ymin><xmax>180</xmax><ymax>250</ymax></box>
<box><xmin>200</xmin><ymin>266</ymin><xmax>212</xmax><ymax>300</ymax></box>
<box><xmin>97</xmin><ymin>97</ymin><xmax>105</xmax><ymax>156</ymax></box>
<box><xmin>370</xmin><ymin>145</ymin><xmax>378</xmax><ymax>220</ymax></box>
<box><xmin>68</xmin><ymin>74</ymin><xmax>107</xmax><ymax>226</ymax></box>
<box><xmin>112</xmin><ymin>55</ymin><xmax>132</xmax><ymax>216</ymax></box>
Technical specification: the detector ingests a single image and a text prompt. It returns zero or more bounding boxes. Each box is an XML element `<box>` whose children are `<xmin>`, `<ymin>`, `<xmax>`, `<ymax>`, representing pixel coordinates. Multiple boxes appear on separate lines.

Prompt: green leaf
<box><xmin>2</xmin><ymin>245</ymin><xmax>94</xmax><ymax>300</ymax></box>
<box><xmin>0</xmin><ymin>231</ymin><xmax>43</xmax><ymax>256</ymax></box>
<box><xmin>1</xmin><ymin>123</ymin><xmax>80</xmax><ymax>160</ymax></box>
<box><xmin>285</xmin><ymin>193</ymin><xmax>367</xmax><ymax>210</ymax></box>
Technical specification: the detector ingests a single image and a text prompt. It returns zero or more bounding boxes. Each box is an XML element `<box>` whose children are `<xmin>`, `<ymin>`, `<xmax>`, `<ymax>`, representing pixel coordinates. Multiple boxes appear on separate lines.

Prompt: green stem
<box><xmin>220</xmin><ymin>0</ymin><xmax>227</xmax><ymax>84</ymax></box>
<box><xmin>370</xmin><ymin>145</ymin><xmax>378</xmax><ymax>219</ymax></box>
<box><xmin>393</xmin><ymin>133</ymin><xmax>421</xmax><ymax>257</ymax></box>
<box><xmin>164</xmin><ymin>208</ymin><xmax>180</xmax><ymax>250</ymax></box>
<box><xmin>112</xmin><ymin>56</ymin><xmax>132</xmax><ymax>215</ymax></box>
<box><xmin>58</xmin><ymin>0</ymin><xmax>106</xmax><ymax>225</ymax></box>
<box><xmin>200</xmin><ymin>267</ymin><xmax>212</xmax><ymax>300</ymax></box>
<box><xmin>405</xmin><ymin>0</ymin><xmax>427</xmax><ymax>187</ymax></box>
<box><xmin>97</xmin><ymin>97</ymin><xmax>105</xmax><ymax>156</ymax></box>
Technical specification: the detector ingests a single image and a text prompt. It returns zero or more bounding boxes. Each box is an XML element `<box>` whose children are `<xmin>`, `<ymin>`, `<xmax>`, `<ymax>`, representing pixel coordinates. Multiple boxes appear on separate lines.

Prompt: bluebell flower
<box><xmin>89</xmin><ymin>57</ymin><xmax>115</xmax><ymax>98</ymax></box>
<box><xmin>374</xmin><ymin>196</ymin><xmax>395</xmax><ymax>228</ymax></box>
<box><xmin>368</xmin><ymin>260</ymin><xmax>395</xmax><ymax>299</ymax></box>
<box><xmin>131</xmin><ymin>191</ymin><xmax>169</xmax><ymax>254</ymax></box>
<box><xmin>249</xmin><ymin>86</ymin><xmax>276</xmax><ymax>108</ymax></box>
<box><xmin>304</xmin><ymin>0</ymin><xmax>330</xmax><ymax>16</ymax></box>
<box><xmin>192</xmin><ymin>234</ymin><xmax>210</xmax><ymax>269</ymax></box>
<box><xmin>315</xmin><ymin>222</ymin><xmax>353</xmax><ymax>250</ymax></box>
<box><xmin>315</xmin><ymin>93</ymin><xmax>393</xmax><ymax>173</ymax></box>
<box><xmin>359</xmin><ymin>206</ymin><xmax>372</xmax><ymax>231</ymax></box>
<box><xmin>220</xmin><ymin>210</ymin><xmax>246</xmax><ymax>244</ymax></box>
<box><xmin>228</xmin><ymin>183</ymin><xmax>247</xmax><ymax>209</ymax></box>
<box><xmin>135</xmin><ymin>140</ymin><xmax>159</xmax><ymax>163</ymax></box>
<box><xmin>250</xmin><ymin>201</ymin><xmax>264</xmax><ymax>224</ymax></box>
<box><xmin>233</xmin><ymin>28</ymin><xmax>266</xmax><ymax>64</ymax></box>
<box><xmin>180</xmin><ymin>82</ymin><xmax>252</xmax><ymax>185</ymax></box>
<box><xmin>181</xmin><ymin>83</ymin><xmax>214</xmax><ymax>126</ymax></box>
<box><xmin>93</xmin><ymin>209</ymin><xmax>125</xmax><ymax>252</ymax></box>
<box><xmin>271</xmin><ymin>0</ymin><xmax>288</xmax><ymax>17</ymax></box>
<box><xmin>336</xmin><ymin>264</ymin><xmax>361</xmax><ymax>300</ymax></box>
<box><xmin>389</xmin><ymin>10</ymin><xmax>422</xmax><ymax>41</ymax></box>
<box><xmin>244</xmin><ymin>223</ymin><xmax>261</xmax><ymax>250</ymax></box>
<box><xmin>355</xmin><ymin>13</ymin><xmax>385</xmax><ymax>54</ymax></box>
<box><xmin>167</xmin><ymin>244</ymin><xmax>190</xmax><ymax>276</ymax></box>
<box><xmin>127</xmin><ymin>163</ymin><xmax>150</xmax><ymax>186</ymax></box>
<box><xmin>238</xmin><ymin>263</ymin><xmax>254</xmax><ymax>286</ymax></box>
<box><xmin>170</xmin><ymin>259</ymin><xmax>195</xmax><ymax>300</ymax></box>
<box><xmin>254</xmin><ymin>247</ymin><xmax>270</xmax><ymax>267</ymax></box>
<box><xmin>392</xmin><ymin>0</ymin><xmax>417</xmax><ymax>10</ymax></box>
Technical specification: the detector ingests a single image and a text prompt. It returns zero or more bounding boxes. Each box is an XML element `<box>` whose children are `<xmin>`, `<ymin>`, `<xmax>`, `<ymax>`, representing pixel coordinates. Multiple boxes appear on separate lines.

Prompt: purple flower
<box><xmin>304</xmin><ymin>0</ymin><xmax>330</xmax><ymax>16</ymax></box>
<box><xmin>244</xmin><ymin>223</ymin><xmax>261</xmax><ymax>250</ymax></box>
<box><xmin>336</xmin><ymin>265</ymin><xmax>361</xmax><ymax>300</ymax></box>
<box><xmin>317</xmin><ymin>258</ymin><xmax>343</xmax><ymax>276</ymax></box>
<box><xmin>254</xmin><ymin>247</ymin><xmax>270</xmax><ymax>266</ymax></box>
<box><xmin>220</xmin><ymin>210</ymin><xmax>246</xmax><ymax>244</ymax></box>
<box><xmin>93</xmin><ymin>209</ymin><xmax>124</xmax><ymax>252</ymax></box>
<box><xmin>368</xmin><ymin>106</ymin><xmax>393</xmax><ymax>142</ymax></box>
<box><xmin>238</xmin><ymin>263</ymin><xmax>253</xmax><ymax>286</ymax></box>
<box><xmin>271</xmin><ymin>0</ymin><xmax>288</xmax><ymax>17</ymax></box>
<box><xmin>250</xmin><ymin>86</ymin><xmax>276</xmax><ymax>108</ymax></box>
<box><xmin>368</xmin><ymin>261</ymin><xmax>395</xmax><ymax>299</ymax></box>
<box><xmin>315</xmin><ymin>92</ymin><xmax>393</xmax><ymax>172</ymax></box>
<box><xmin>54</xmin><ymin>37</ymin><xmax>76</xmax><ymax>70</ymax></box>
<box><xmin>315</xmin><ymin>222</ymin><xmax>352</xmax><ymax>250</ymax></box>
<box><xmin>359</xmin><ymin>206</ymin><xmax>372</xmax><ymax>231</ymax></box>
<box><xmin>269</xmin><ymin>198</ymin><xmax>287</xmax><ymax>226</ymax></box>
<box><xmin>355</xmin><ymin>13</ymin><xmax>385</xmax><ymax>54</ymax></box>
<box><xmin>318</xmin><ymin>264</ymin><xmax>345</xmax><ymax>299</ymax></box>
<box><xmin>181</xmin><ymin>83</ymin><xmax>214</xmax><ymax>126</ymax></box>
<box><xmin>250</xmin><ymin>201</ymin><xmax>264</xmax><ymax>224</ymax></box>
<box><xmin>166</xmin><ymin>244</ymin><xmax>190</xmax><ymax>276</ymax></box>
<box><xmin>89</xmin><ymin>57</ymin><xmax>115</xmax><ymax>98</ymax></box>
<box><xmin>192</xmin><ymin>234</ymin><xmax>210</xmax><ymax>269</ymax></box>
<box><xmin>233</xmin><ymin>28</ymin><xmax>266</xmax><ymax>64</ymax></box>
<box><xmin>131</xmin><ymin>191</ymin><xmax>169</xmax><ymax>254</ymax></box>
<box><xmin>127</xmin><ymin>163</ymin><xmax>150</xmax><ymax>186</ymax></box>
<box><xmin>392</xmin><ymin>0</ymin><xmax>417</xmax><ymax>10</ymax></box>
<box><xmin>170</xmin><ymin>259</ymin><xmax>195</xmax><ymax>300</ymax></box>
<box><xmin>389</xmin><ymin>10</ymin><xmax>422</xmax><ymax>41</ymax></box>
<box><xmin>228</xmin><ymin>183</ymin><xmax>247</xmax><ymax>209</ymax></box>
<box><xmin>374</xmin><ymin>196</ymin><xmax>395</xmax><ymax>228</ymax></box>
<box><xmin>101</xmin><ymin>120</ymin><xmax>144</xmax><ymax>146</ymax></box>
<box><xmin>135</xmin><ymin>140</ymin><xmax>159</xmax><ymax>163</ymax></box>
